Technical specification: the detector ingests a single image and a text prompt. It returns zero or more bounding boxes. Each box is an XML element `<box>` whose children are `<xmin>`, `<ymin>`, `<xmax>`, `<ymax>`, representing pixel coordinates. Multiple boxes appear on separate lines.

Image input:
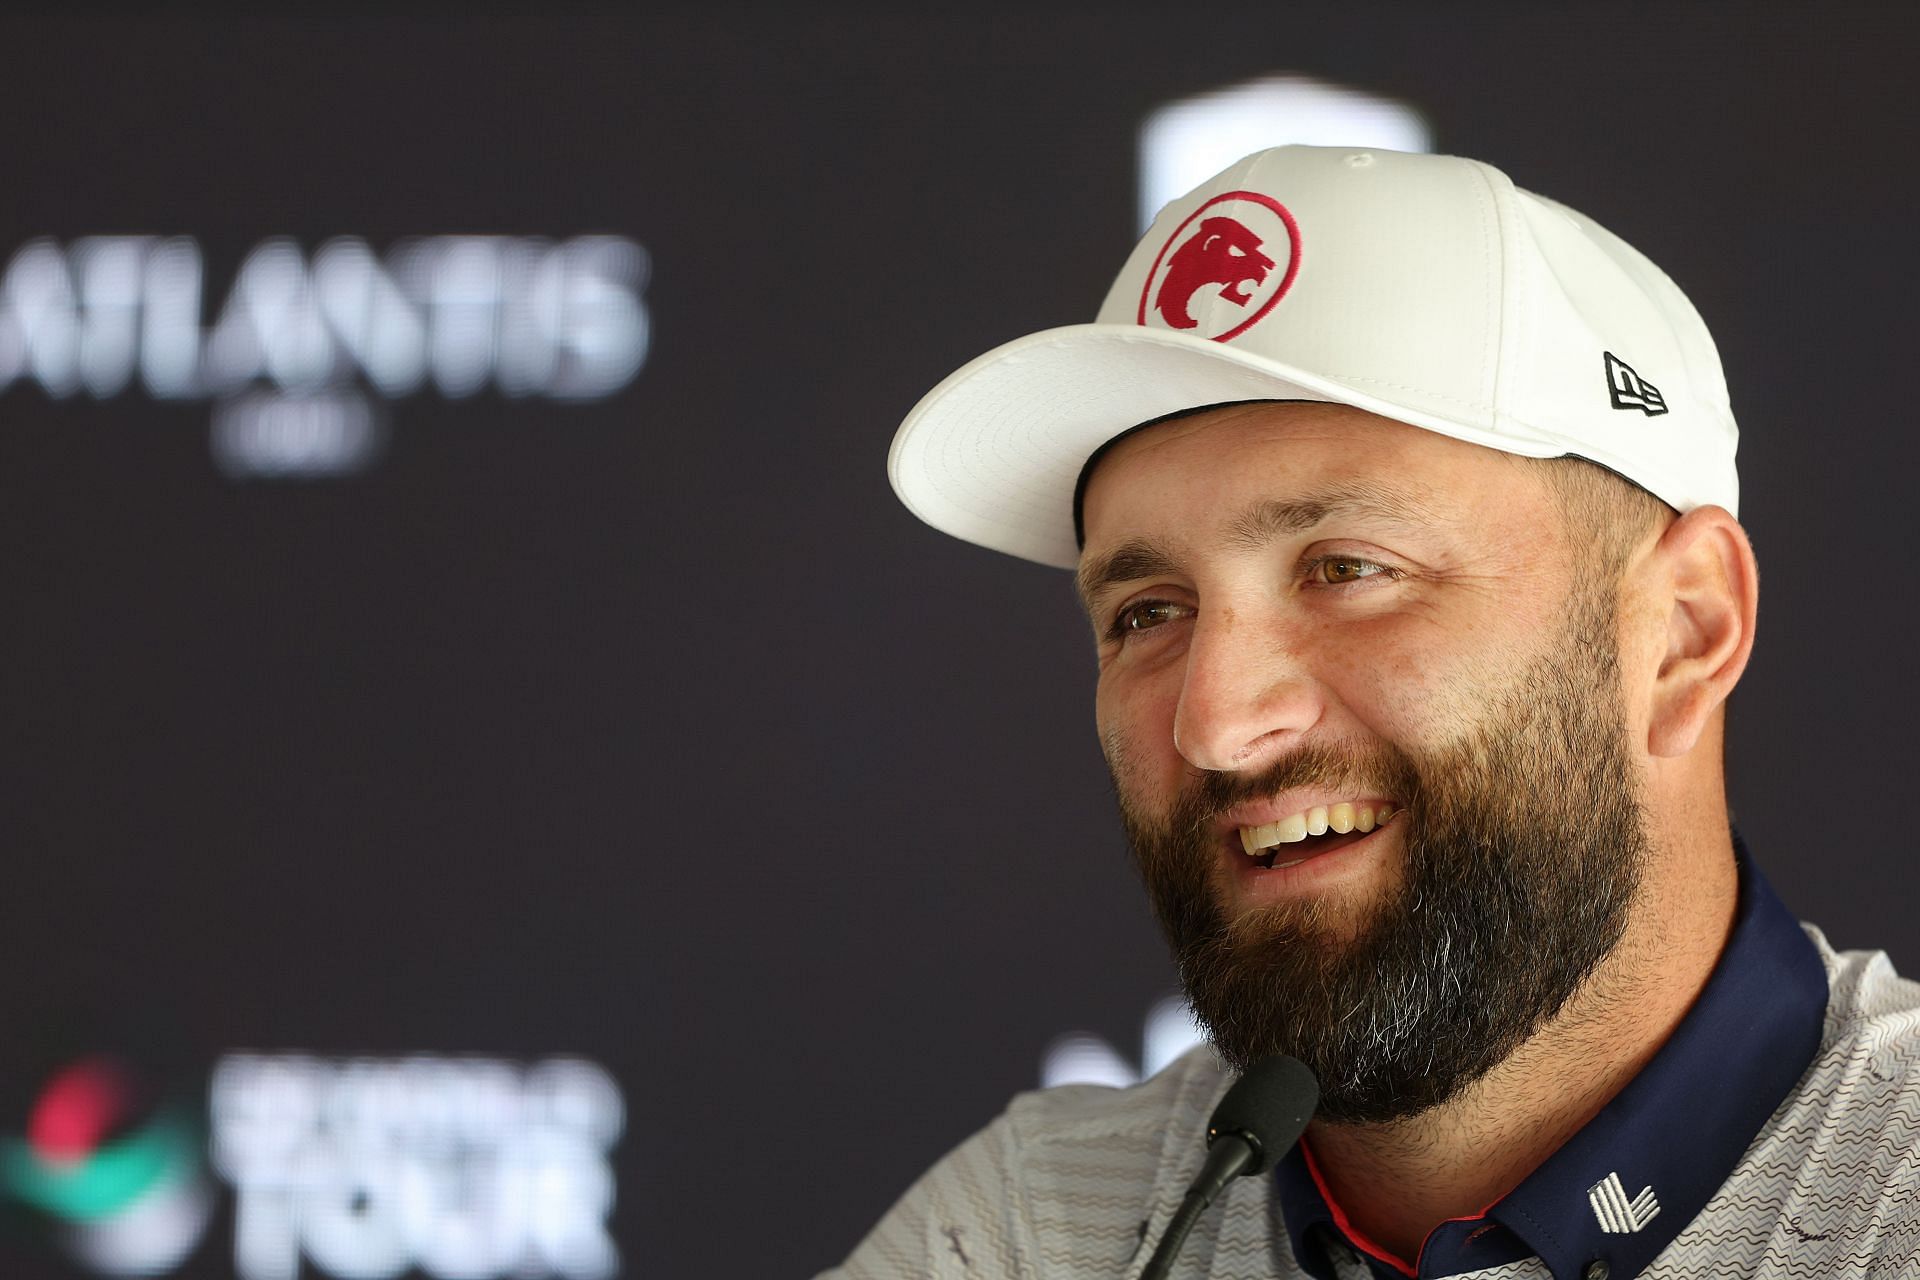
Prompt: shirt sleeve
<box><xmin>815</xmin><ymin>1111</ymin><xmax>1036</xmax><ymax>1279</ymax></box>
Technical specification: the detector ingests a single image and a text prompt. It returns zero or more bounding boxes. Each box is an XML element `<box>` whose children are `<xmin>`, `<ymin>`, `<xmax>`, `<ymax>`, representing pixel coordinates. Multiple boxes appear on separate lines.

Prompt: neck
<box><xmin>1301</xmin><ymin>829</ymin><xmax>1739</xmax><ymax>1265</ymax></box>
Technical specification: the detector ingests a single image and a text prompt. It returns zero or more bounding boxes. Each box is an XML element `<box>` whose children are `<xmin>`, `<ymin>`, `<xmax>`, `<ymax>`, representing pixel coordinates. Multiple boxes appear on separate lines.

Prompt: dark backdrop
<box><xmin>0</xmin><ymin>6</ymin><xmax>1913</xmax><ymax>1276</ymax></box>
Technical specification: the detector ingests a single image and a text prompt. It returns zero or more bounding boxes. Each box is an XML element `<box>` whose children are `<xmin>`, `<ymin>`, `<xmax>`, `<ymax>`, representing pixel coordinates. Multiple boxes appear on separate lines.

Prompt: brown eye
<box><xmin>1109</xmin><ymin>599</ymin><xmax>1191</xmax><ymax>641</ymax></box>
<box><xmin>1122</xmin><ymin>602</ymin><xmax>1177</xmax><ymax>631</ymax></box>
<box><xmin>1320</xmin><ymin>557</ymin><xmax>1374</xmax><ymax>583</ymax></box>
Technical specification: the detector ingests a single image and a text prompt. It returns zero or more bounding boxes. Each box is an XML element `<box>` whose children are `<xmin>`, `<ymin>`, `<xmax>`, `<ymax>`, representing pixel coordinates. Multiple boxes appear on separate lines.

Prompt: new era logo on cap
<box><xmin>1605</xmin><ymin>351</ymin><xmax>1668</xmax><ymax>416</ymax></box>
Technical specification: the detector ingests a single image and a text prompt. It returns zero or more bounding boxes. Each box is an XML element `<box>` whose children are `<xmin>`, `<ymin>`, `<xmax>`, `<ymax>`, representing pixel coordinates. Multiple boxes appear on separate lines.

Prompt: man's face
<box><xmin>1078</xmin><ymin>403</ymin><xmax>1650</xmax><ymax>1123</ymax></box>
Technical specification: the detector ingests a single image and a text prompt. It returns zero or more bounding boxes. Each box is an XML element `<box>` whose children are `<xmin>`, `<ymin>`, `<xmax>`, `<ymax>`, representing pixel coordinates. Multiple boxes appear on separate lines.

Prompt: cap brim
<box><xmin>888</xmin><ymin>323</ymin><xmax>1564</xmax><ymax>569</ymax></box>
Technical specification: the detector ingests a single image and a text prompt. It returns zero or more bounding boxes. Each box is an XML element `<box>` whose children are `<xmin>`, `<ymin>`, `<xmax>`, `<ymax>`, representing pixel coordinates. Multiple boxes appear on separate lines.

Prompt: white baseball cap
<box><xmin>888</xmin><ymin>145</ymin><xmax>1738</xmax><ymax>569</ymax></box>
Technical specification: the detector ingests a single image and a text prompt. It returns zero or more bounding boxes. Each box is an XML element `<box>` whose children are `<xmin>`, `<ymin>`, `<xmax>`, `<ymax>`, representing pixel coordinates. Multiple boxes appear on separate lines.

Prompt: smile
<box><xmin>1237</xmin><ymin>802</ymin><xmax>1400</xmax><ymax>870</ymax></box>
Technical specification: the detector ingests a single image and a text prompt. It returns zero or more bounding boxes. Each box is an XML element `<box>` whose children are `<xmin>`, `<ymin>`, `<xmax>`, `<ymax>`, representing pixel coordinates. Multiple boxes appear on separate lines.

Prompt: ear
<box><xmin>1646</xmin><ymin>505</ymin><xmax>1758</xmax><ymax>758</ymax></box>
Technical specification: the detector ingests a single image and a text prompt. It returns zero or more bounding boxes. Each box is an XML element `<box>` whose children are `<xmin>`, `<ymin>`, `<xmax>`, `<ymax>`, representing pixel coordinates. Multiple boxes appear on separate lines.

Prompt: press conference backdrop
<box><xmin>0</xmin><ymin>6</ymin><xmax>1912</xmax><ymax>1276</ymax></box>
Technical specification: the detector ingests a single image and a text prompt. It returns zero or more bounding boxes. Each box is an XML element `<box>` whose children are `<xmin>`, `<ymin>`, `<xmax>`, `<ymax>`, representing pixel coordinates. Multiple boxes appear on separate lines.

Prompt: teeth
<box><xmin>1240</xmin><ymin>814</ymin><xmax>1307</xmax><ymax>850</ymax></box>
<box><xmin>1269</xmin><ymin>813</ymin><xmax>1308</xmax><ymax>846</ymax></box>
<box><xmin>1240</xmin><ymin>802</ymin><xmax>1396</xmax><ymax>855</ymax></box>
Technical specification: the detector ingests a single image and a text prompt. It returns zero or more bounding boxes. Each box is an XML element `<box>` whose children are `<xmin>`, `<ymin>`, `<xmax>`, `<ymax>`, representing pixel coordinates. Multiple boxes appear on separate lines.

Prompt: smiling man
<box><xmin>827</xmin><ymin>147</ymin><xmax>1920</xmax><ymax>1278</ymax></box>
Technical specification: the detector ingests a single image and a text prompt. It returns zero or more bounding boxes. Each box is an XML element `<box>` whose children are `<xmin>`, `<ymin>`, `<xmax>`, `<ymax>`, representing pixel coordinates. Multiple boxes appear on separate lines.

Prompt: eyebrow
<box><xmin>1075</xmin><ymin>483</ymin><xmax>1447</xmax><ymax>616</ymax></box>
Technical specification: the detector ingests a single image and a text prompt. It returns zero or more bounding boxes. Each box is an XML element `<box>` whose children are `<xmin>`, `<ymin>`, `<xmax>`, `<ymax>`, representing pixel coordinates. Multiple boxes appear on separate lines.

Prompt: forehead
<box><xmin>1077</xmin><ymin>402</ymin><xmax>1559</xmax><ymax>582</ymax></box>
<box><xmin>1085</xmin><ymin>402</ymin><xmax>1535</xmax><ymax>523</ymax></box>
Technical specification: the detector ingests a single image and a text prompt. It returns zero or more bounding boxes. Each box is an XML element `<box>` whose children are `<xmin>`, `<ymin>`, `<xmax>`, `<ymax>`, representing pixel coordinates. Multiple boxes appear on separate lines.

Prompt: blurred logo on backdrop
<box><xmin>4</xmin><ymin>1053</ymin><xmax>625</xmax><ymax>1280</ymax></box>
<box><xmin>0</xmin><ymin>235</ymin><xmax>650</xmax><ymax>479</ymax></box>
<box><xmin>1040</xmin><ymin>994</ymin><xmax>1208</xmax><ymax>1090</ymax></box>
<box><xmin>1136</xmin><ymin>74</ymin><xmax>1431</xmax><ymax>230</ymax></box>
<box><xmin>1</xmin><ymin>1056</ymin><xmax>215</xmax><ymax>1275</ymax></box>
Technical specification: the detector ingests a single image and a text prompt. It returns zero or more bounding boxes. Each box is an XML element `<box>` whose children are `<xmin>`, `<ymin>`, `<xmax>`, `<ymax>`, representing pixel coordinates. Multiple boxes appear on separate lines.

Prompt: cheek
<box><xmin>1095</xmin><ymin>670</ymin><xmax>1184</xmax><ymax>792</ymax></box>
<box><xmin>1337</xmin><ymin>606</ymin><xmax>1591</xmax><ymax>757</ymax></box>
<box><xmin>1306</xmin><ymin>615</ymin><xmax>1481</xmax><ymax>743</ymax></box>
<box><xmin>1297</xmin><ymin>614</ymin><xmax>1520</xmax><ymax>759</ymax></box>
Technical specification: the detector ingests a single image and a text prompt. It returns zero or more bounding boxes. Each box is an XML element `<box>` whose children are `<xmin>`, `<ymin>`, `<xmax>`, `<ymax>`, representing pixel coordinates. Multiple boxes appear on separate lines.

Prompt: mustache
<box><xmin>1166</xmin><ymin>738</ymin><xmax>1422</xmax><ymax>834</ymax></box>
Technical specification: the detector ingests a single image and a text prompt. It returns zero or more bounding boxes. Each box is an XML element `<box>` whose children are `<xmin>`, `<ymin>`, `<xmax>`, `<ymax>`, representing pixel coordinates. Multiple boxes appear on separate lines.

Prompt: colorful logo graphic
<box><xmin>1137</xmin><ymin>191</ymin><xmax>1300</xmax><ymax>342</ymax></box>
<box><xmin>4</xmin><ymin>1052</ymin><xmax>625</xmax><ymax>1279</ymax></box>
<box><xmin>1</xmin><ymin>1057</ymin><xmax>216</xmax><ymax>1274</ymax></box>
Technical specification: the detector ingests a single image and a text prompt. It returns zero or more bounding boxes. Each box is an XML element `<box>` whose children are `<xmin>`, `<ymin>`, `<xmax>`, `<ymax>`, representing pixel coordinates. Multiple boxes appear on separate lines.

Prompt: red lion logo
<box><xmin>1153</xmin><ymin>216</ymin><xmax>1277</xmax><ymax>330</ymax></box>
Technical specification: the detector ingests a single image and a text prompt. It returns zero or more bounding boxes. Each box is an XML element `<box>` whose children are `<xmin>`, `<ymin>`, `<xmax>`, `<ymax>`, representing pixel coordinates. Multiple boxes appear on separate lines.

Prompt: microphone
<box><xmin>1138</xmin><ymin>1055</ymin><xmax>1318</xmax><ymax>1280</ymax></box>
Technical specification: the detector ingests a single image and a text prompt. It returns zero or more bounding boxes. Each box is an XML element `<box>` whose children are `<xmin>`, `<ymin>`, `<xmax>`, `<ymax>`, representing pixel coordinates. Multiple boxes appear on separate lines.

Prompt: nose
<box><xmin>1171</xmin><ymin>609</ymin><xmax>1323</xmax><ymax>772</ymax></box>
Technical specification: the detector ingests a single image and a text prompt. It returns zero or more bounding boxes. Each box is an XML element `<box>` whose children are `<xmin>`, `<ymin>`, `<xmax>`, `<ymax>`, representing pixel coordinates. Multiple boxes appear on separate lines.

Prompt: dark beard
<box><xmin>1117</xmin><ymin>591</ymin><xmax>1647</xmax><ymax>1124</ymax></box>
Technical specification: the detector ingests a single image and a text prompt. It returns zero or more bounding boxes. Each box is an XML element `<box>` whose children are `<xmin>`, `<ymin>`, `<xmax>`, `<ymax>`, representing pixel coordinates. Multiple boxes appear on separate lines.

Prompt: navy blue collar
<box><xmin>1273</xmin><ymin>835</ymin><xmax>1829</xmax><ymax>1279</ymax></box>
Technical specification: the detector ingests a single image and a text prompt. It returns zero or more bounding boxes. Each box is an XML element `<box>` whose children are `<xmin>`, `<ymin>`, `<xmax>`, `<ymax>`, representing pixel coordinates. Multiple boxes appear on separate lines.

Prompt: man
<box><xmin>827</xmin><ymin>147</ymin><xmax>1920</xmax><ymax>1278</ymax></box>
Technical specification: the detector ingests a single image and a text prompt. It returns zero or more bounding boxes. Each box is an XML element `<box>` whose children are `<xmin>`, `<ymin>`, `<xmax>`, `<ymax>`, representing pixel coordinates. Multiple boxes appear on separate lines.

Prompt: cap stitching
<box><xmin>1305</xmin><ymin>372</ymin><xmax>1493</xmax><ymax>413</ymax></box>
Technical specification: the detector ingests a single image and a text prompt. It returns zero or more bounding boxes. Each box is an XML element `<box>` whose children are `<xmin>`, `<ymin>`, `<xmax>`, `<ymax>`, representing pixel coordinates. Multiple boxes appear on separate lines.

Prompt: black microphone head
<box><xmin>1205</xmin><ymin>1055</ymin><xmax>1319</xmax><ymax>1176</ymax></box>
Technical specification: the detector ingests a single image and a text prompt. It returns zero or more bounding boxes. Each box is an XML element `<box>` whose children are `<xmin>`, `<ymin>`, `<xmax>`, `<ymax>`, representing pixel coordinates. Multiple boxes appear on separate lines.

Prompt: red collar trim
<box><xmin>1299</xmin><ymin>1136</ymin><xmax>1419</xmax><ymax>1277</ymax></box>
<box><xmin>1299</xmin><ymin>1135</ymin><xmax>1517</xmax><ymax>1278</ymax></box>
